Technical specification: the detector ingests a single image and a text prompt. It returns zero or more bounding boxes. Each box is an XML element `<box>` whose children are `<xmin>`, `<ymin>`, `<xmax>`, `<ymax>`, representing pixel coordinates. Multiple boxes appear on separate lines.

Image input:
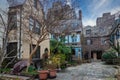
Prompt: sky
<box><xmin>76</xmin><ymin>0</ymin><xmax>120</xmax><ymax>26</ymax></box>
<box><xmin>0</xmin><ymin>0</ymin><xmax>8</xmax><ymax>10</ymax></box>
<box><xmin>0</xmin><ymin>0</ymin><xmax>120</xmax><ymax>26</ymax></box>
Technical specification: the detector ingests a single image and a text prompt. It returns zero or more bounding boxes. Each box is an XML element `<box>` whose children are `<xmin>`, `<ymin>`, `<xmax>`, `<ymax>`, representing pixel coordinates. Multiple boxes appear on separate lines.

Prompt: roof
<box><xmin>50</xmin><ymin>19</ymin><xmax>82</xmax><ymax>34</ymax></box>
<box><xmin>7</xmin><ymin>0</ymin><xmax>26</xmax><ymax>7</ymax></box>
<box><xmin>7</xmin><ymin>0</ymin><xmax>43</xmax><ymax>9</ymax></box>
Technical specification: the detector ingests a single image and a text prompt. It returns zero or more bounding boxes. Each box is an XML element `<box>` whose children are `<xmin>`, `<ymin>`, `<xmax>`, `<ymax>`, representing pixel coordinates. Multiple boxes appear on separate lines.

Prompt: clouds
<box><xmin>83</xmin><ymin>0</ymin><xmax>112</xmax><ymax>26</ymax></box>
<box><xmin>90</xmin><ymin>0</ymin><xmax>111</xmax><ymax>12</ymax></box>
<box><xmin>66</xmin><ymin>0</ymin><xmax>71</xmax><ymax>7</ymax></box>
<box><xmin>83</xmin><ymin>19</ymin><xmax>96</xmax><ymax>26</ymax></box>
<box><xmin>82</xmin><ymin>0</ymin><xmax>120</xmax><ymax>26</ymax></box>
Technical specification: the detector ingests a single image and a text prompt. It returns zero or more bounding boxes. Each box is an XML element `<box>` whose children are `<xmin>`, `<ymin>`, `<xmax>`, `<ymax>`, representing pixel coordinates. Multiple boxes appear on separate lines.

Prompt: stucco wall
<box><xmin>8</xmin><ymin>0</ymin><xmax>50</xmax><ymax>60</ymax></box>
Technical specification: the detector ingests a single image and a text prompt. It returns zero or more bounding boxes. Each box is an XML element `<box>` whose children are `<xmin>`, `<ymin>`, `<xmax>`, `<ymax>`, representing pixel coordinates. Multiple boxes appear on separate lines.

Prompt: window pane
<box><xmin>29</xmin><ymin>18</ymin><xmax>34</xmax><ymax>31</ymax></box>
<box><xmin>30</xmin><ymin>44</ymin><xmax>40</xmax><ymax>59</ymax></box>
<box><xmin>34</xmin><ymin>0</ymin><xmax>37</xmax><ymax>9</ymax></box>
<box><xmin>8</xmin><ymin>13</ymin><xmax>17</xmax><ymax>30</ymax></box>
<box><xmin>101</xmin><ymin>38</ymin><xmax>105</xmax><ymax>45</ymax></box>
<box><xmin>35</xmin><ymin>21</ymin><xmax>40</xmax><ymax>34</ymax></box>
<box><xmin>87</xmin><ymin>39</ymin><xmax>91</xmax><ymax>45</ymax></box>
<box><xmin>86</xmin><ymin>29</ymin><xmax>91</xmax><ymax>35</ymax></box>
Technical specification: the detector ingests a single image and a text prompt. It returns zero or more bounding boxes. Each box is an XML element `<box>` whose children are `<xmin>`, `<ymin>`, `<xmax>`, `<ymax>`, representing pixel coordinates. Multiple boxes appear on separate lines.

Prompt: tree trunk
<box><xmin>26</xmin><ymin>42</ymin><xmax>39</xmax><ymax>72</ymax></box>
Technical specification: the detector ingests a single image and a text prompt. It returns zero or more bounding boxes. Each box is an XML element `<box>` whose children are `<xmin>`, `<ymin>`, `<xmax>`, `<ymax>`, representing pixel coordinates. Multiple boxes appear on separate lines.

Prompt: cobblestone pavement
<box><xmin>49</xmin><ymin>62</ymin><xmax>117</xmax><ymax>80</ymax></box>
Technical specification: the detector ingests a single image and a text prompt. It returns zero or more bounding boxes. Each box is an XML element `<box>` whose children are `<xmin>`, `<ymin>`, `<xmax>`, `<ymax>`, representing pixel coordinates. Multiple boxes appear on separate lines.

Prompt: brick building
<box><xmin>83</xmin><ymin>12</ymin><xmax>115</xmax><ymax>60</ymax></box>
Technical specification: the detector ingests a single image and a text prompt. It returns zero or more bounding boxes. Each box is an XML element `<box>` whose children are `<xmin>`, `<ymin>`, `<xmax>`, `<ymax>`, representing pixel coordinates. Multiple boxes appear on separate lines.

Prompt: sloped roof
<box><xmin>7</xmin><ymin>0</ymin><xmax>26</xmax><ymax>7</ymax></box>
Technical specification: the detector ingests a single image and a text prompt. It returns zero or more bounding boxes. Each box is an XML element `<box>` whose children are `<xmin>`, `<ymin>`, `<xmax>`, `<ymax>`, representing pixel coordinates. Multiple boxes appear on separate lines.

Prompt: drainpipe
<box><xmin>18</xmin><ymin>6</ymin><xmax>22</xmax><ymax>59</ymax></box>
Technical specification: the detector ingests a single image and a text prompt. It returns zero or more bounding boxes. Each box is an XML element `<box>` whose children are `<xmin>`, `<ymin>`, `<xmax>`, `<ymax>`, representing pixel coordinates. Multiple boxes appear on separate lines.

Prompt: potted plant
<box><xmin>46</xmin><ymin>63</ymin><xmax>57</xmax><ymax>79</ymax></box>
<box><xmin>47</xmin><ymin>53</ymin><xmax>66</xmax><ymax>78</ymax></box>
<box><xmin>38</xmin><ymin>70</ymin><xmax>49</xmax><ymax>80</ymax></box>
<box><xmin>43</xmin><ymin>60</ymin><xmax>57</xmax><ymax>79</ymax></box>
<box><xmin>38</xmin><ymin>58</ymin><xmax>49</xmax><ymax>80</ymax></box>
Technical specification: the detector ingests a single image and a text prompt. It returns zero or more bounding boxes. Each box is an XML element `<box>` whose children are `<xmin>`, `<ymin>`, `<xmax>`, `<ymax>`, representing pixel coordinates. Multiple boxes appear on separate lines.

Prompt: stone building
<box><xmin>47</xmin><ymin>1</ymin><xmax>83</xmax><ymax>59</ymax></box>
<box><xmin>83</xmin><ymin>12</ymin><xmax>115</xmax><ymax>60</ymax></box>
<box><xmin>7</xmin><ymin>0</ymin><xmax>50</xmax><ymax>67</ymax></box>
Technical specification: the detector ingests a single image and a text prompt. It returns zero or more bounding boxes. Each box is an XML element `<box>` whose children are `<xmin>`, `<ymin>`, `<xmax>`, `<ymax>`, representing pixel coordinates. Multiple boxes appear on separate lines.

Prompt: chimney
<box><xmin>79</xmin><ymin>10</ymin><xmax>82</xmax><ymax>20</ymax></box>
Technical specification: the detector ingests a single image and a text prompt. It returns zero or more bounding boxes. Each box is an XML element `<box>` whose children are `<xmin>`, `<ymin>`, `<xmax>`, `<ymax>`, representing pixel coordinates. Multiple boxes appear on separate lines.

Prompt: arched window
<box><xmin>42</xmin><ymin>48</ymin><xmax>48</xmax><ymax>60</ymax></box>
<box><xmin>44</xmin><ymin>48</ymin><xmax>48</xmax><ymax>54</ymax></box>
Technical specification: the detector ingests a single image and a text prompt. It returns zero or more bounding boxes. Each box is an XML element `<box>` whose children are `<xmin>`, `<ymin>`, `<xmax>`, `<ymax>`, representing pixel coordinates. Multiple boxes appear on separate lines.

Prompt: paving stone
<box><xmin>49</xmin><ymin>62</ymin><xmax>117</xmax><ymax>80</ymax></box>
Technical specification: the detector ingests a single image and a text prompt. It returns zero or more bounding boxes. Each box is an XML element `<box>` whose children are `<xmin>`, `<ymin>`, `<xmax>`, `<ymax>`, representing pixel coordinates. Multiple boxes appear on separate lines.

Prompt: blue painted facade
<box><xmin>65</xmin><ymin>34</ymin><xmax>80</xmax><ymax>43</ymax></box>
<box><xmin>64</xmin><ymin>33</ymin><xmax>82</xmax><ymax>58</ymax></box>
<box><xmin>51</xmin><ymin>33</ymin><xmax>82</xmax><ymax>58</ymax></box>
<box><xmin>74</xmin><ymin>47</ymin><xmax>82</xmax><ymax>58</ymax></box>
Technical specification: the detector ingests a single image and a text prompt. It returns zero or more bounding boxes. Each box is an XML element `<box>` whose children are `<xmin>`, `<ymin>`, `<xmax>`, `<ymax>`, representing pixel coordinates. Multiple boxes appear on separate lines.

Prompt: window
<box><xmin>34</xmin><ymin>20</ymin><xmax>40</xmax><ymax>34</ymax></box>
<box><xmin>72</xmin><ymin>37</ymin><xmax>77</xmax><ymax>42</ymax></box>
<box><xmin>7</xmin><ymin>42</ymin><xmax>17</xmax><ymax>58</ymax></box>
<box><xmin>110</xmin><ymin>34</ymin><xmax>114</xmax><ymax>42</ymax></box>
<box><xmin>87</xmin><ymin>39</ymin><xmax>92</xmax><ymax>45</ymax></box>
<box><xmin>29</xmin><ymin>17</ymin><xmax>41</xmax><ymax>34</ymax></box>
<box><xmin>72</xmin><ymin>23</ymin><xmax>78</xmax><ymax>27</ymax></box>
<box><xmin>101</xmin><ymin>38</ymin><xmax>106</xmax><ymax>45</ymax></box>
<box><xmin>8</xmin><ymin>12</ymin><xmax>17</xmax><ymax>30</ymax></box>
<box><xmin>100</xmin><ymin>28</ymin><xmax>104</xmax><ymax>33</ymax></box>
<box><xmin>29</xmin><ymin>17</ymin><xmax>34</xmax><ymax>31</ymax></box>
<box><xmin>116</xmin><ymin>29</ymin><xmax>120</xmax><ymax>39</ymax></box>
<box><xmin>65</xmin><ymin>36</ymin><xmax>68</xmax><ymax>43</ymax></box>
<box><xmin>86</xmin><ymin>29</ymin><xmax>91</xmax><ymax>35</ymax></box>
<box><xmin>51</xmin><ymin>34</ymin><xmax>55</xmax><ymax>39</ymax></box>
<box><xmin>34</xmin><ymin>0</ymin><xmax>38</xmax><ymax>9</ymax></box>
<box><xmin>72</xmin><ymin>34</ymin><xmax>77</xmax><ymax>43</ymax></box>
<box><xmin>30</xmin><ymin>44</ymin><xmax>40</xmax><ymax>59</ymax></box>
<box><xmin>77</xmin><ymin>34</ymin><xmax>80</xmax><ymax>42</ymax></box>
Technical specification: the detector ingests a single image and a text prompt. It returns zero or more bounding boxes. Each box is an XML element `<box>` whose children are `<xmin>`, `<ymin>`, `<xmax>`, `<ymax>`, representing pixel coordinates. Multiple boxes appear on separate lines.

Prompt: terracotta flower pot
<box><xmin>38</xmin><ymin>70</ymin><xmax>49</xmax><ymax>80</ymax></box>
<box><xmin>48</xmin><ymin>69</ymin><xmax>57</xmax><ymax>79</ymax></box>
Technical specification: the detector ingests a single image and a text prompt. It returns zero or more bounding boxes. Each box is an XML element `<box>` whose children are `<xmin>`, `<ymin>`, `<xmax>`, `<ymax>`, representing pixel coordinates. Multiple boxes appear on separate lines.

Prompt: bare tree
<box><xmin>23</xmin><ymin>0</ymin><xmax>81</xmax><ymax>71</ymax></box>
<box><xmin>0</xmin><ymin>7</ymin><xmax>17</xmax><ymax>69</ymax></box>
<box><xmin>109</xmin><ymin>23</ymin><xmax>120</xmax><ymax>55</ymax></box>
<box><xmin>0</xmin><ymin>0</ymin><xmax>81</xmax><ymax>72</ymax></box>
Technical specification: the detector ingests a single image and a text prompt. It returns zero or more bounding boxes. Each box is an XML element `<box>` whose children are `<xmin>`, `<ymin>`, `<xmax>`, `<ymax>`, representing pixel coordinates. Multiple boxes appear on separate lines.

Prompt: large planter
<box><xmin>48</xmin><ymin>69</ymin><xmax>57</xmax><ymax>79</ymax></box>
<box><xmin>38</xmin><ymin>70</ymin><xmax>49</xmax><ymax>80</ymax></box>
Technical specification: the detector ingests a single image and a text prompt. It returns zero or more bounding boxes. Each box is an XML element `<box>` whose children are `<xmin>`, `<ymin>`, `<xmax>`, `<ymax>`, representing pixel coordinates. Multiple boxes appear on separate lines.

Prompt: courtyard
<box><xmin>0</xmin><ymin>0</ymin><xmax>120</xmax><ymax>80</ymax></box>
<box><xmin>50</xmin><ymin>62</ymin><xmax>117</xmax><ymax>80</ymax></box>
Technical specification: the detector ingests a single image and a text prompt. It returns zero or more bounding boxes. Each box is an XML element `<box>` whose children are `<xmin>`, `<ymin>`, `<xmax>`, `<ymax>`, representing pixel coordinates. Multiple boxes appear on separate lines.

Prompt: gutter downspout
<box><xmin>18</xmin><ymin>6</ymin><xmax>22</xmax><ymax>59</ymax></box>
